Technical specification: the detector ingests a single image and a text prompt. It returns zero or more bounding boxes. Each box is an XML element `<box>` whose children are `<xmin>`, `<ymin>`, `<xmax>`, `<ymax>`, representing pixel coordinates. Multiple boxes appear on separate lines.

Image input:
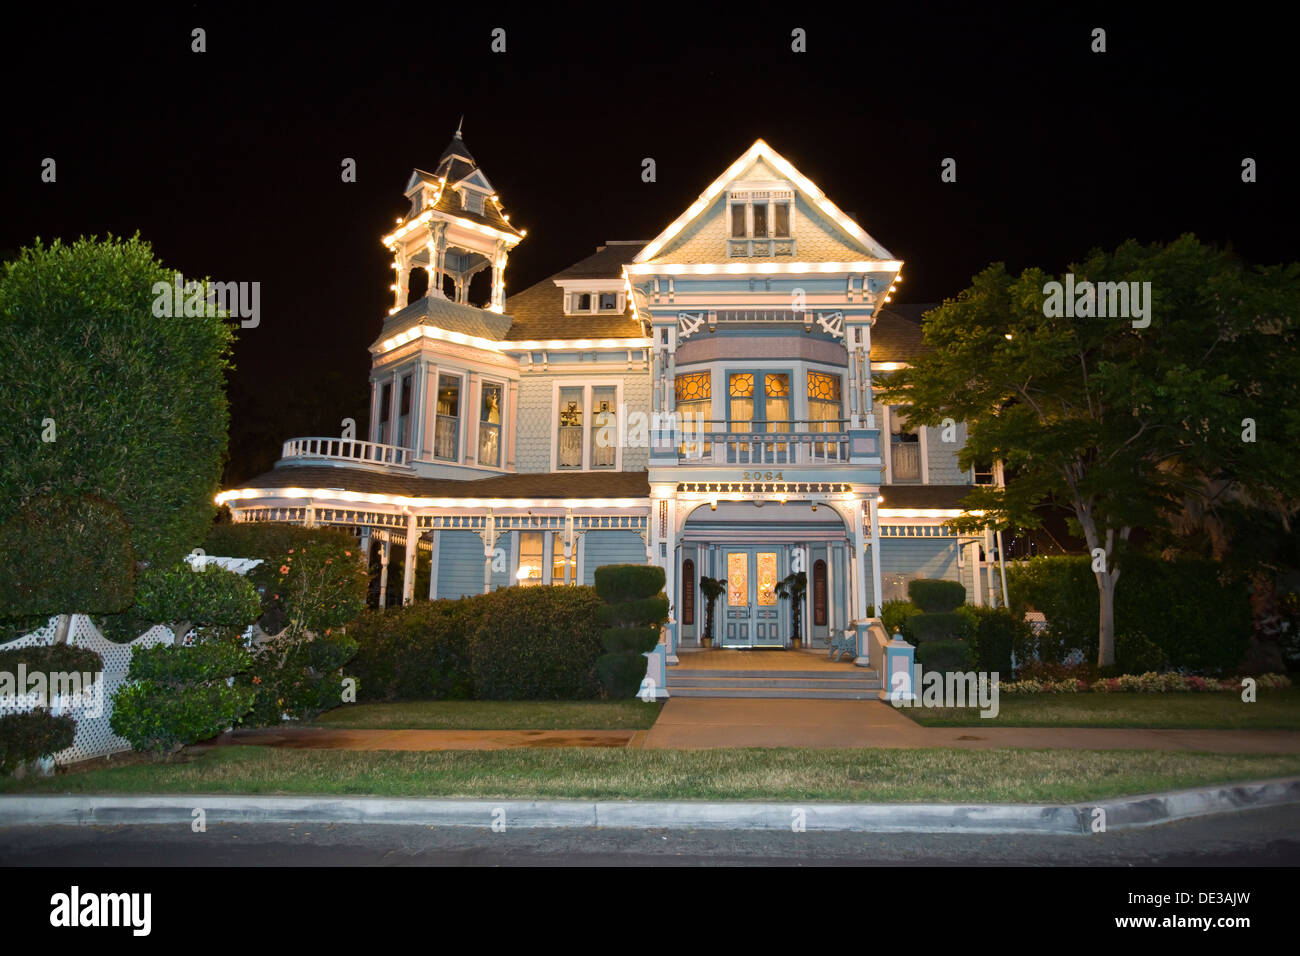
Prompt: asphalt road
<box><xmin>2</xmin><ymin>804</ymin><xmax>1298</xmax><ymax>866</ymax></box>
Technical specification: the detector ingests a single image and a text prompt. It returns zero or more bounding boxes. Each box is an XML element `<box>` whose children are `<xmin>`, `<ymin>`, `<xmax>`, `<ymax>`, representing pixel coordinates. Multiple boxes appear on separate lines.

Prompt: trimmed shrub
<box><xmin>469</xmin><ymin>587</ymin><xmax>605</xmax><ymax>700</ymax></box>
<box><xmin>202</xmin><ymin>523</ymin><xmax>367</xmax><ymax>636</ymax></box>
<box><xmin>593</xmin><ymin>564</ymin><xmax>665</xmax><ymax>604</ymax></box>
<box><xmin>110</xmin><ymin>639</ymin><xmax>255</xmax><ymax>754</ymax></box>
<box><xmin>909</xmin><ymin>612</ymin><xmax>970</xmax><ymax>644</ymax></box>
<box><xmin>881</xmin><ymin>600</ymin><xmax>921</xmax><ymax>640</ymax></box>
<box><xmin>0</xmin><ymin>493</ymin><xmax>135</xmax><ymax>619</ymax></box>
<box><xmin>134</xmin><ymin>563</ymin><xmax>262</xmax><ymax>633</ymax></box>
<box><xmin>347</xmin><ymin>601</ymin><xmax>477</xmax><ymax>702</ymax></box>
<box><xmin>915</xmin><ymin>639</ymin><xmax>975</xmax><ymax>674</ymax></box>
<box><xmin>1008</xmin><ymin>554</ymin><xmax>1251</xmax><ymax>673</ymax></box>
<box><xmin>907</xmin><ymin>578</ymin><xmax>966</xmax><ymax>613</ymax></box>
<box><xmin>594</xmin><ymin>567</ymin><xmax>669</xmax><ymax>698</ymax></box>
<box><xmin>0</xmin><ymin>709</ymin><xmax>76</xmax><ymax>775</ymax></box>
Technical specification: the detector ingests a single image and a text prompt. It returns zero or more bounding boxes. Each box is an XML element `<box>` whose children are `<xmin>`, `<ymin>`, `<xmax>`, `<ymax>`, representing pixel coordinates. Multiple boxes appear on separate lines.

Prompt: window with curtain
<box><xmin>808</xmin><ymin>371</ymin><xmax>843</xmax><ymax>458</ymax></box>
<box><xmin>551</xmin><ymin>532</ymin><xmax>569</xmax><ymax>585</ymax></box>
<box><xmin>890</xmin><ymin>406</ymin><xmax>921</xmax><ymax>480</ymax></box>
<box><xmin>675</xmin><ymin>371</ymin><xmax>712</xmax><ymax>457</ymax></box>
<box><xmin>729</xmin><ymin>373</ymin><xmax>755</xmax><ymax>432</ymax></box>
<box><xmin>590</xmin><ymin>386</ymin><xmax>617</xmax><ymax>469</ymax></box>
<box><xmin>731</xmin><ymin>204</ymin><xmax>746</xmax><ymax>238</ymax></box>
<box><xmin>774</xmin><ymin>202</ymin><xmax>790</xmax><ymax>238</ymax></box>
<box><xmin>435</xmin><ymin>375</ymin><xmax>460</xmax><ymax>461</ymax></box>
<box><xmin>764</xmin><ymin>373</ymin><xmax>790</xmax><ymax>433</ymax></box>
<box><xmin>557</xmin><ymin>386</ymin><xmax>583</xmax><ymax>468</ymax></box>
<box><xmin>517</xmin><ymin>532</ymin><xmax>544</xmax><ymax>586</ymax></box>
<box><xmin>479</xmin><ymin>382</ymin><xmax>502</xmax><ymax>467</ymax></box>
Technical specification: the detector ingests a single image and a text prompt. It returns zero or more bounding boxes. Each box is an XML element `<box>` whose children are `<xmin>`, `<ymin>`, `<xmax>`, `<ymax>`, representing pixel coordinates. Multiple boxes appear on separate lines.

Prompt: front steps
<box><xmin>667</xmin><ymin>667</ymin><xmax>882</xmax><ymax>700</ymax></box>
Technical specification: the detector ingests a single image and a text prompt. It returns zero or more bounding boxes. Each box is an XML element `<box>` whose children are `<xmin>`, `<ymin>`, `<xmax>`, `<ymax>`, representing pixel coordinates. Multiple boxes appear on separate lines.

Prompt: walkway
<box><xmin>211</xmin><ymin>727</ymin><xmax>639</xmax><ymax>751</ymax></box>
<box><xmin>641</xmin><ymin>698</ymin><xmax>1300</xmax><ymax>752</ymax></box>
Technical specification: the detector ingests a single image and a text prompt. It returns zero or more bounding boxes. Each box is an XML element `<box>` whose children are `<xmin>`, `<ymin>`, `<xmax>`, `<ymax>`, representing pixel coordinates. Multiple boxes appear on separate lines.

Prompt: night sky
<box><xmin>3</xmin><ymin>5</ymin><xmax>1291</xmax><ymax>487</ymax></box>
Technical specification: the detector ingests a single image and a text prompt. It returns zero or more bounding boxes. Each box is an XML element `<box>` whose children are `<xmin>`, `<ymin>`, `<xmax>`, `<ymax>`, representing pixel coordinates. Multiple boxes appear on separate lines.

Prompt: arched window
<box><xmin>681</xmin><ymin>558</ymin><xmax>695</xmax><ymax>626</ymax></box>
<box><xmin>812</xmin><ymin>559</ymin><xmax>827</xmax><ymax>627</ymax></box>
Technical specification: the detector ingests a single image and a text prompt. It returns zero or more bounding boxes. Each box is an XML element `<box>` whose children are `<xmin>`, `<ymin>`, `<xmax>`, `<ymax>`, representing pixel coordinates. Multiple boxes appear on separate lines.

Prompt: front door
<box><xmin>723</xmin><ymin>548</ymin><xmax>782</xmax><ymax>646</ymax></box>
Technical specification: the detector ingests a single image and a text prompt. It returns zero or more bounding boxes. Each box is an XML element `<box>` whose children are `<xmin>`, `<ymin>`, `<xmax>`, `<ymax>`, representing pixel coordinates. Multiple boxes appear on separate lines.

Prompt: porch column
<box><xmin>489</xmin><ymin>239</ymin><xmax>508</xmax><ymax>313</ymax></box>
<box><xmin>984</xmin><ymin>529</ymin><xmax>997</xmax><ymax>607</ymax></box>
<box><xmin>428</xmin><ymin>529</ymin><xmax>441</xmax><ymax>600</ymax></box>
<box><xmin>483</xmin><ymin>512</ymin><xmax>496</xmax><ymax>594</ymax></box>
<box><xmin>869</xmin><ymin>495</ymin><xmax>883</xmax><ymax>618</ymax></box>
<box><xmin>968</xmin><ymin>540</ymin><xmax>984</xmax><ymax>607</ymax></box>
<box><xmin>378</xmin><ymin>532</ymin><xmax>390</xmax><ymax>609</ymax></box>
<box><xmin>402</xmin><ymin>513</ymin><xmax>418</xmax><ymax>605</ymax></box>
<box><xmin>662</xmin><ymin>497</ymin><xmax>679</xmax><ymax>662</ymax></box>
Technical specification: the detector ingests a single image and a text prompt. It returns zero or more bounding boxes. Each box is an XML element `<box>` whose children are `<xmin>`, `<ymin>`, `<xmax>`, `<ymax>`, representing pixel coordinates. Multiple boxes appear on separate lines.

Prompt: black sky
<box><xmin>2</xmin><ymin>4</ymin><xmax>1292</xmax><ymax>484</ymax></box>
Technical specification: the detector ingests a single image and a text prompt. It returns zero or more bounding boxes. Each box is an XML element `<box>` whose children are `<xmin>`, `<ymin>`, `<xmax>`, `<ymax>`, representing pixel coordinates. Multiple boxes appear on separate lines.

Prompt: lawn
<box><xmin>312</xmin><ymin>699</ymin><xmax>662</xmax><ymax>731</ymax></box>
<box><xmin>6</xmin><ymin>746</ymin><xmax>1300</xmax><ymax>803</ymax></box>
<box><xmin>897</xmin><ymin>688</ymin><xmax>1300</xmax><ymax>729</ymax></box>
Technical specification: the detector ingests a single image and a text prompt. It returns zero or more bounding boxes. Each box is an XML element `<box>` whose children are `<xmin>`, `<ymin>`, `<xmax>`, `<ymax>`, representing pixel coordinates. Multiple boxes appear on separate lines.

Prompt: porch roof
<box><xmin>232</xmin><ymin>465</ymin><xmax>652</xmax><ymax>500</ymax></box>
<box><xmin>879</xmin><ymin>484</ymin><xmax>977</xmax><ymax>509</ymax></box>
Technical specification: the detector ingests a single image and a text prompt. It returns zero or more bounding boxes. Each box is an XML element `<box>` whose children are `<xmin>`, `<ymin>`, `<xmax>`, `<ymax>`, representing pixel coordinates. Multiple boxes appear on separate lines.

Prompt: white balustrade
<box><xmin>281</xmin><ymin>437</ymin><xmax>412</xmax><ymax>467</ymax></box>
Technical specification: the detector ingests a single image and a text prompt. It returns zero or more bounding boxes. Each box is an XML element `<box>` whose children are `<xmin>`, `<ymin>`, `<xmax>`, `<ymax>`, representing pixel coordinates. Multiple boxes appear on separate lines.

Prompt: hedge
<box><xmin>915</xmin><ymin>639</ymin><xmax>975</xmax><ymax>673</ymax></box>
<box><xmin>1007</xmin><ymin>554</ymin><xmax>1252</xmax><ymax>673</ymax></box>
<box><xmin>593</xmin><ymin>565</ymin><xmax>665</xmax><ymax>604</ymax></box>
<box><xmin>881</xmin><ymin>600</ymin><xmax>921</xmax><ymax>640</ymax></box>
<box><xmin>909</xmin><ymin>612</ymin><xmax>970</xmax><ymax>644</ymax></box>
<box><xmin>958</xmin><ymin>606</ymin><xmax>1024</xmax><ymax>675</ymax></box>
<box><xmin>469</xmin><ymin>587</ymin><xmax>606</xmax><ymax>700</ymax></box>
<box><xmin>0</xmin><ymin>643</ymin><xmax>104</xmax><ymax>680</ymax></box>
<box><xmin>0</xmin><ymin>709</ymin><xmax>76</xmax><ymax>775</ymax></box>
<box><xmin>347</xmin><ymin>601</ymin><xmax>478</xmax><ymax>702</ymax></box>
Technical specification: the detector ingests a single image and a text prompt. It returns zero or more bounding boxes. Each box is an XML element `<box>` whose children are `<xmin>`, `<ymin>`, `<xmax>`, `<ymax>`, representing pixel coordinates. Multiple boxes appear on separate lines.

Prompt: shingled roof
<box><xmin>878</xmin><ymin>483</ymin><xmax>977</xmax><ymax>510</ymax></box>
<box><xmin>871</xmin><ymin>304</ymin><xmax>935</xmax><ymax>363</ymax></box>
<box><xmin>503</xmin><ymin>242</ymin><xmax>646</xmax><ymax>341</ymax></box>
<box><xmin>375</xmin><ymin>293</ymin><xmax>513</xmax><ymax>347</ymax></box>
<box><xmin>239</xmin><ymin>465</ymin><xmax>652</xmax><ymax>499</ymax></box>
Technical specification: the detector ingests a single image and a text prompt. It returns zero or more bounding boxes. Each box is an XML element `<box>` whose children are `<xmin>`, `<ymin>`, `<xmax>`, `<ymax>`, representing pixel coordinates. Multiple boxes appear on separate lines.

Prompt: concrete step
<box><xmin>667</xmin><ymin>685</ymin><xmax>882</xmax><ymax>700</ymax></box>
<box><xmin>668</xmin><ymin>676</ymin><xmax>880</xmax><ymax>690</ymax></box>
<box><xmin>668</xmin><ymin>668</ymin><xmax>871</xmax><ymax>680</ymax></box>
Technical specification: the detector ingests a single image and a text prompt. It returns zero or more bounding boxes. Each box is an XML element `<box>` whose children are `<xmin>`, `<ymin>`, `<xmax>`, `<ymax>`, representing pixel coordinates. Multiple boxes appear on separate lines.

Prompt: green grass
<box><xmin>898</xmin><ymin>688</ymin><xmax>1300</xmax><ymax>729</ymax></box>
<box><xmin>312</xmin><ymin>699</ymin><xmax>662</xmax><ymax>731</ymax></box>
<box><xmin>6</xmin><ymin>746</ymin><xmax>1300</xmax><ymax>803</ymax></box>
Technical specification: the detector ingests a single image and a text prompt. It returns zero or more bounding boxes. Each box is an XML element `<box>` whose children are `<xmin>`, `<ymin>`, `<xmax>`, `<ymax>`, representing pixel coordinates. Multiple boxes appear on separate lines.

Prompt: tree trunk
<box><xmin>1097</xmin><ymin>573</ymin><xmax>1116</xmax><ymax>668</ymax></box>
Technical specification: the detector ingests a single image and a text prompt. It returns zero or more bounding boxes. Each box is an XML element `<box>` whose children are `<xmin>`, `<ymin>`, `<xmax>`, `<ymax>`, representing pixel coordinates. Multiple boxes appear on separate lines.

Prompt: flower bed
<box><xmin>997</xmin><ymin>672</ymin><xmax>1292</xmax><ymax>695</ymax></box>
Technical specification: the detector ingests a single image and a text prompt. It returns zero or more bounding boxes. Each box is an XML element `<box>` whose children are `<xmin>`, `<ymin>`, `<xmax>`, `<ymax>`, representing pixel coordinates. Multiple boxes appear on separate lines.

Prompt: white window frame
<box><xmin>476</xmin><ymin>377</ymin><xmax>507</xmax><ymax>469</ymax></box>
<box><xmin>551</xmin><ymin>379</ymin><xmax>624</xmax><ymax>472</ymax></box>
<box><xmin>433</xmin><ymin>372</ymin><xmax>465</xmax><ymax>463</ymax></box>
<box><xmin>726</xmin><ymin>185</ymin><xmax>796</xmax><ymax>239</ymax></box>
<box><xmin>882</xmin><ymin>404</ymin><xmax>928</xmax><ymax>484</ymax></box>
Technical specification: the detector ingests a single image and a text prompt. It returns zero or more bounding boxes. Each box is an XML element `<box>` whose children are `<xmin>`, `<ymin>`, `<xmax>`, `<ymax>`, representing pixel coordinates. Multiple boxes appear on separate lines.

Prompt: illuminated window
<box><xmin>557</xmin><ymin>387</ymin><xmax>583</xmax><ymax>468</ymax></box>
<box><xmin>598</xmin><ymin>292</ymin><xmax>619</xmax><ymax>311</ymax></box>
<box><xmin>556</xmin><ymin>384</ymin><xmax>619</xmax><ymax>470</ymax></box>
<box><xmin>517</xmin><ymin>532</ymin><xmax>544</xmax><ymax>586</ymax></box>
<box><xmin>808</xmin><ymin>371</ymin><xmax>843</xmax><ymax>457</ymax></box>
<box><xmin>727</xmin><ymin>552</ymin><xmax>748</xmax><ymax>606</ymax></box>
<box><xmin>479</xmin><ymin>382</ymin><xmax>502</xmax><ymax>467</ymax></box>
<box><xmin>757</xmin><ymin>552</ymin><xmax>778</xmax><ymax>606</ymax></box>
<box><xmin>435</xmin><ymin>375</ymin><xmax>461</xmax><ymax>461</ymax></box>
<box><xmin>774</xmin><ymin>202</ymin><xmax>790</xmax><ymax>238</ymax></box>
<box><xmin>675</xmin><ymin>371</ymin><xmax>712</xmax><ymax>456</ymax></box>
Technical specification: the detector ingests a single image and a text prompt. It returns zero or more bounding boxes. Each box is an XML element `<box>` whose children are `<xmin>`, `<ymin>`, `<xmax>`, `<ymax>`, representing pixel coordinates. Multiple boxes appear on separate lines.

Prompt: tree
<box><xmin>775</xmin><ymin>571</ymin><xmax>807</xmax><ymax>645</ymax></box>
<box><xmin>878</xmin><ymin>236</ymin><xmax>1300</xmax><ymax>667</ymax></box>
<box><xmin>0</xmin><ymin>235</ymin><xmax>237</xmax><ymax>580</ymax></box>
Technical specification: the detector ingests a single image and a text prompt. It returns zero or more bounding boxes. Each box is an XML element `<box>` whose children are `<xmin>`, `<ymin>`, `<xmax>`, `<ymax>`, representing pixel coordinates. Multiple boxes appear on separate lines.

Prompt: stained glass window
<box><xmin>676</xmin><ymin>372</ymin><xmax>712</xmax><ymax>457</ymax></box>
<box><xmin>675</xmin><ymin>371</ymin><xmax>711</xmax><ymax>403</ymax></box>
<box><xmin>757</xmin><ymin>553</ymin><xmax>778</xmax><ymax>606</ymax></box>
<box><xmin>729</xmin><ymin>373</ymin><xmax>754</xmax><ymax>398</ymax></box>
<box><xmin>727</xmin><ymin>552</ymin><xmax>748</xmax><ymax>606</ymax></box>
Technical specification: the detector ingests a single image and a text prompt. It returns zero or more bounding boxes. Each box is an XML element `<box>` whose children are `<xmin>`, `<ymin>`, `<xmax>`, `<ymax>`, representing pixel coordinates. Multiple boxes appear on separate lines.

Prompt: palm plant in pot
<box><xmin>775</xmin><ymin>570</ymin><xmax>808</xmax><ymax>649</ymax></box>
<box><xmin>699</xmin><ymin>575</ymin><xmax>726</xmax><ymax>648</ymax></box>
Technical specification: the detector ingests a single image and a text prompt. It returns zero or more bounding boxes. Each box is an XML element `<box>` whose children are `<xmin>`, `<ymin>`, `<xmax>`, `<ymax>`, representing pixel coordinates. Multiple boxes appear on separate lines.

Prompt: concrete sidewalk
<box><xmin>640</xmin><ymin>698</ymin><xmax>1300</xmax><ymax>752</ymax></box>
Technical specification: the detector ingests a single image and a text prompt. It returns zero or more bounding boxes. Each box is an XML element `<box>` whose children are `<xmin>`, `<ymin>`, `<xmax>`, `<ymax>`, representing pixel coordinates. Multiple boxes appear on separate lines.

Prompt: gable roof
<box><xmin>501</xmin><ymin>243</ymin><xmax>645</xmax><ymax>341</ymax></box>
<box><xmin>634</xmin><ymin>139</ymin><xmax>895</xmax><ymax>266</ymax></box>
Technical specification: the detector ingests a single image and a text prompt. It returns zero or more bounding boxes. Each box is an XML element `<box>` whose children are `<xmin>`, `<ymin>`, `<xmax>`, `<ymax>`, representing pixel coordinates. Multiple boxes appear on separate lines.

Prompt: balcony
<box><xmin>676</xmin><ymin>420</ymin><xmax>862</xmax><ymax>466</ymax></box>
<box><xmin>279</xmin><ymin>437</ymin><xmax>414</xmax><ymax>471</ymax></box>
<box><xmin>726</xmin><ymin>237</ymin><xmax>796</xmax><ymax>258</ymax></box>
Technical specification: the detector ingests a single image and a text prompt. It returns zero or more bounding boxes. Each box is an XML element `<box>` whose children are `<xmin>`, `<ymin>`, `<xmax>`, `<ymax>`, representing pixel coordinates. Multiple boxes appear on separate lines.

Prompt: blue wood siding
<box><xmin>582</xmin><ymin>531</ymin><xmax>646</xmax><ymax>585</ymax></box>
<box><xmin>437</xmin><ymin>530</ymin><xmax>483</xmax><ymax>599</ymax></box>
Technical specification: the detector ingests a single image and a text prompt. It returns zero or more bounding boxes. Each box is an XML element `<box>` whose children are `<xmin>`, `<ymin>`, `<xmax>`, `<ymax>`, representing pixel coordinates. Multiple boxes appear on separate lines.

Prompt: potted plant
<box><xmin>775</xmin><ymin>570</ymin><xmax>808</xmax><ymax>649</ymax></box>
<box><xmin>699</xmin><ymin>576</ymin><xmax>726</xmax><ymax>648</ymax></box>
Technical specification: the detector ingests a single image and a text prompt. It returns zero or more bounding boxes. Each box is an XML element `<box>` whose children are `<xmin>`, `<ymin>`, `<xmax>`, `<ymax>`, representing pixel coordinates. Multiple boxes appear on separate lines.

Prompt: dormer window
<box><xmin>727</xmin><ymin>187</ymin><xmax>795</xmax><ymax>257</ymax></box>
<box><xmin>565</xmin><ymin>290</ymin><xmax>624</xmax><ymax>314</ymax></box>
<box><xmin>460</xmin><ymin>190</ymin><xmax>485</xmax><ymax>215</ymax></box>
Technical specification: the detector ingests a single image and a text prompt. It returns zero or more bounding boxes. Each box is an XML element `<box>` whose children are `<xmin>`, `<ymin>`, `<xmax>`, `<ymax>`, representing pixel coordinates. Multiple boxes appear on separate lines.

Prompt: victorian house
<box><xmin>218</xmin><ymin>130</ymin><xmax>1006</xmax><ymax>676</ymax></box>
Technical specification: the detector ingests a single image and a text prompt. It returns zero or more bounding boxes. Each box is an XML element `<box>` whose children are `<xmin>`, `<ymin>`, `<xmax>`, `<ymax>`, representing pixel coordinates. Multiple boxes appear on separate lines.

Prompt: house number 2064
<box><xmin>742</xmin><ymin>471</ymin><xmax>783</xmax><ymax>481</ymax></box>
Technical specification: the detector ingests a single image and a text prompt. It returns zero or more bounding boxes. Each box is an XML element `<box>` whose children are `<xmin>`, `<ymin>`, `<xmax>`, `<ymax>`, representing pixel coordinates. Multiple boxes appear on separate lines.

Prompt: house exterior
<box><xmin>218</xmin><ymin>131</ymin><xmax>1006</xmax><ymax>666</ymax></box>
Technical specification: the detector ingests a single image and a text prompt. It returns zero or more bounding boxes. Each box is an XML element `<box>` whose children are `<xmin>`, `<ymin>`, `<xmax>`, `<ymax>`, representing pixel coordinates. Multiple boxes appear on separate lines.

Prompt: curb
<box><xmin>1</xmin><ymin>777</ymin><xmax>1296</xmax><ymax>834</ymax></box>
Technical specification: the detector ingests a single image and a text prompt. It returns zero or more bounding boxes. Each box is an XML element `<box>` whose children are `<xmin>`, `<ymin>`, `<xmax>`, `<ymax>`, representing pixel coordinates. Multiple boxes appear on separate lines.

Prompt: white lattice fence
<box><xmin>1</xmin><ymin>556</ymin><xmax>262</xmax><ymax>766</ymax></box>
<box><xmin>0</xmin><ymin>615</ymin><xmax>178</xmax><ymax>764</ymax></box>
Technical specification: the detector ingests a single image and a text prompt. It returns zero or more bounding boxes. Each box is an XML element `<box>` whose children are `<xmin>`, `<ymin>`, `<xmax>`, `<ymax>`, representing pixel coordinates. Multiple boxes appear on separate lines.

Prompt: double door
<box><xmin>722</xmin><ymin>548</ymin><xmax>783</xmax><ymax>646</ymax></box>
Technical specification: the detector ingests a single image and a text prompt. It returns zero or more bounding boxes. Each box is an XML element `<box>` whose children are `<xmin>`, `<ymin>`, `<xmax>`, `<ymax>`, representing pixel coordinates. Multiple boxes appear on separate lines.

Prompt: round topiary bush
<box><xmin>907</xmin><ymin>578</ymin><xmax>966</xmax><ymax>613</ymax></box>
<box><xmin>593</xmin><ymin>565</ymin><xmax>669</xmax><ymax>698</ymax></box>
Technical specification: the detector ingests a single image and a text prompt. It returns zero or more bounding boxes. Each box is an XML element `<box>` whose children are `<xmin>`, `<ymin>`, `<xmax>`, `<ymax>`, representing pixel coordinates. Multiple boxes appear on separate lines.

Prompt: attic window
<box><xmin>727</xmin><ymin>188</ymin><xmax>795</xmax><ymax>257</ymax></box>
<box><xmin>461</xmin><ymin>190</ymin><xmax>485</xmax><ymax>215</ymax></box>
<box><xmin>598</xmin><ymin>293</ymin><xmax>619</xmax><ymax>312</ymax></box>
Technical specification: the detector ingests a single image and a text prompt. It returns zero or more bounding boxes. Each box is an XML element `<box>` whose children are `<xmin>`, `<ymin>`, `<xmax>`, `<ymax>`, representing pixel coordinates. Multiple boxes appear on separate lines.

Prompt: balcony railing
<box><xmin>281</xmin><ymin>437</ymin><xmax>412</xmax><ymax>467</ymax></box>
<box><xmin>727</xmin><ymin>237</ymin><xmax>796</xmax><ymax>258</ymax></box>
<box><xmin>678</xmin><ymin>419</ymin><xmax>852</xmax><ymax>465</ymax></box>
